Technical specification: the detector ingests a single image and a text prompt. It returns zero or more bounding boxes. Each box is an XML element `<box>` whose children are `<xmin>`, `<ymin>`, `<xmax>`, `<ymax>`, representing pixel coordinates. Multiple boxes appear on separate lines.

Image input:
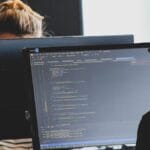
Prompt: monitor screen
<box><xmin>28</xmin><ymin>46</ymin><xmax>150</xmax><ymax>149</ymax></box>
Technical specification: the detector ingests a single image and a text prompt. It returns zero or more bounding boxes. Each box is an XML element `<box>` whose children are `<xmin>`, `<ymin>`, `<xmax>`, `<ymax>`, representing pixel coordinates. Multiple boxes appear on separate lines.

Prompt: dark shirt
<box><xmin>136</xmin><ymin>111</ymin><xmax>150</xmax><ymax>150</ymax></box>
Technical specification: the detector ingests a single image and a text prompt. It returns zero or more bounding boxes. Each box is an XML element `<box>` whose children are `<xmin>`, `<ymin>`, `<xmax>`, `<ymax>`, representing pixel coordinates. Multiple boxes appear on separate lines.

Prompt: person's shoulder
<box><xmin>142</xmin><ymin>111</ymin><xmax>150</xmax><ymax>119</ymax></box>
<box><xmin>141</xmin><ymin>111</ymin><xmax>150</xmax><ymax>124</ymax></box>
<box><xmin>136</xmin><ymin>112</ymin><xmax>150</xmax><ymax>150</ymax></box>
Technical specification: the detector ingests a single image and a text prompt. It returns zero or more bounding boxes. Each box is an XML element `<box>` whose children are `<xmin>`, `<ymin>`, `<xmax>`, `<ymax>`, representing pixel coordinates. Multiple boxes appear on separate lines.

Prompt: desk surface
<box><xmin>0</xmin><ymin>138</ymin><xmax>33</xmax><ymax>150</ymax></box>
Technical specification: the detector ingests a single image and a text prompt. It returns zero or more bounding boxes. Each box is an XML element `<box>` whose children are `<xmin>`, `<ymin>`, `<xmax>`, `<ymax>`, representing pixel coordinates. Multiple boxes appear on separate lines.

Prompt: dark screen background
<box><xmin>30</xmin><ymin>48</ymin><xmax>150</xmax><ymax>149</ymax></box>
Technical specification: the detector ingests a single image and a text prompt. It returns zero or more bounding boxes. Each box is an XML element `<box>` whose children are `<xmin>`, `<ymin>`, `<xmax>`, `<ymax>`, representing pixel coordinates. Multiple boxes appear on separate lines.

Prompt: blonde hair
<box><xmin>0</xmin><ymin>0</ymin><xmax>44</xmax><ymax>37</ymax></box>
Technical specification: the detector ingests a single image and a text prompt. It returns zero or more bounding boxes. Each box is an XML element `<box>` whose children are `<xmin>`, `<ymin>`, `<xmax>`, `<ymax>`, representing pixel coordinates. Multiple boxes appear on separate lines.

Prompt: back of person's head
<box><xmin>0</xmin><ymin>0</ymin><xmax>45</xmax><ymax>38</ymax></box>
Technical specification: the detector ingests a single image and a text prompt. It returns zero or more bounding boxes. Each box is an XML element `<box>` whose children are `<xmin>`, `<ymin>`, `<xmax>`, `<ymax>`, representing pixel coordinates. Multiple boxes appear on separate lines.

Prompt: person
<box><xmin>136</xmin><ymin>111</ymin><xmax>150</xmax><ymax>150</ymax></box>
<box><xmin>0</xmin><ymin>0</ymin><xmax>45</xmax><ymax>39</ymax></box>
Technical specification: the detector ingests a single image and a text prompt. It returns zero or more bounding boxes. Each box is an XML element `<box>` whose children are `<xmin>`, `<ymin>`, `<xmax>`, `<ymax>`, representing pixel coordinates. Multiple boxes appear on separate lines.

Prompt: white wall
<box><xmin>82</xmin><ymin>0</ymin><xmax>150</xmax><ymax>42</ymax></box>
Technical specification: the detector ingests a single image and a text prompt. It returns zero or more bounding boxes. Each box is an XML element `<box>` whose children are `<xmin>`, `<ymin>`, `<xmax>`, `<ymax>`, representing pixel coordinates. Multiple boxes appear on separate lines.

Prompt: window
<box><xmin>82</xmin><ymin>0</ymin><xmax>150</xmax><ymax>42</ymax></box>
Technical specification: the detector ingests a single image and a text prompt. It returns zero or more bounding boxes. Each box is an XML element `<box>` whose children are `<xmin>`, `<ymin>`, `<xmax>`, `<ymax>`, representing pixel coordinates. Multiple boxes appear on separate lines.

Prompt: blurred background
<box><xmin>9</xmin><ymin>0</ymin><xmax>149</xmax><ymax>42</ymax></box>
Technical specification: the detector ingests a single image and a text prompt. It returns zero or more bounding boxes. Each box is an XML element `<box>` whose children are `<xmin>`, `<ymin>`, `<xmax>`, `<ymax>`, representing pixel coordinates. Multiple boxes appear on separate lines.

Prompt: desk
<box><xmin>0</xmin><ymin>138</ymin><xmax>33</xmax><ymax>150</ymax></box>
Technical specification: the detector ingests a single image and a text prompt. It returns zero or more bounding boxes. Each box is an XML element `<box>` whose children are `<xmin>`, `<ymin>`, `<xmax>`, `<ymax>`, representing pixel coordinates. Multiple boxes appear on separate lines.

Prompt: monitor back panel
<box><xmin>0</xmin><ymin>35</ymin><xmax>134</xmax><ymax>139</ymax></box>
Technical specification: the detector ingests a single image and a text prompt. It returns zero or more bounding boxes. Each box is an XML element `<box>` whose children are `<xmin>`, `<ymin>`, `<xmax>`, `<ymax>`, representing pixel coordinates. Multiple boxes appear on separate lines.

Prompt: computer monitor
<box><xmin>23</xmin><ymin>43</ymin><xmax>150</xmax><ymax>150</ymax></box>
<box><xmin>0</xmin><ymin>35</ymin><xmax>133</xmax><ymax>139</ymax></box>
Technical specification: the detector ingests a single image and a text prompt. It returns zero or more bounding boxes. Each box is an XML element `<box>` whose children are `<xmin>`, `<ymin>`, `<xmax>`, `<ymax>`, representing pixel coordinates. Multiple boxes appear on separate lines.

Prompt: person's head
<box><xmin>0</xmin><ymin>0</ymin><xmax>45</xmax><ymax>38</ymax></box>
